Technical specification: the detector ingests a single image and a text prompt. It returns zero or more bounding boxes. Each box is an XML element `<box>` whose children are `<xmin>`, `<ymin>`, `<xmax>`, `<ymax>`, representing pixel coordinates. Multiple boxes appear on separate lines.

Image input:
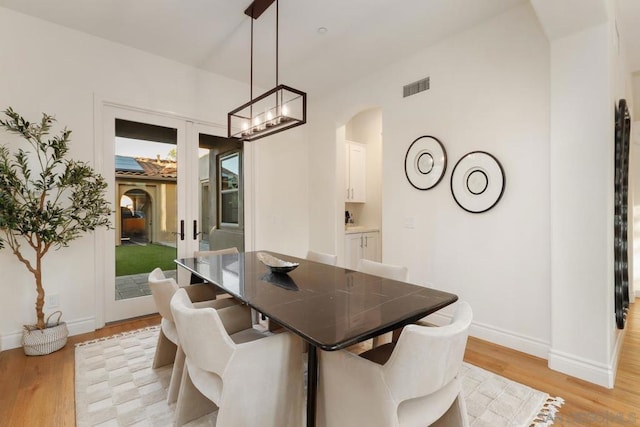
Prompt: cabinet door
<box><xmin>345</xmin><ymin>143</ymin><xmax>351</xmax><ymax>201</ymax></box>
<box><xmin>362</xmin><ymin>231</ymin><xmax>379</xmax><ymax>262</ymax></box>
<box><xmin>344</xmin><ymin>233</ymin><xmax>363</xmax><ymax>269</ymax></box>
<box><xmin>348</xmin><ymin>143</ymin><xmax>366</xmax><ymax>203</ymax></box>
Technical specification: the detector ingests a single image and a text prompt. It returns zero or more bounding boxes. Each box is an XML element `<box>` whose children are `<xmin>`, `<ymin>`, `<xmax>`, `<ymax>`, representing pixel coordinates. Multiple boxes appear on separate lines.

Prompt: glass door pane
<box><xmin>220</xmin><ymin>152</ymin><xmax>240</xmax><ymax>226</ymax></box>
<box><xmin>101</xmin><ymin>105</ymin><xmax>191</xmax><ymax>323</ymax></box>
<box><xmin>99</xmin><ymin>112</ymin><xmax>242</xmax><ymax>323</ymax></box>
<box><xmin>114</xmin><ymin>132</ymin><xmax>178</xmax><ymax>301</ymax></box>
<box><xmin>197</xmin><ymin>130</ymin><xmax>244</xmax><ymax>252</ymax></box>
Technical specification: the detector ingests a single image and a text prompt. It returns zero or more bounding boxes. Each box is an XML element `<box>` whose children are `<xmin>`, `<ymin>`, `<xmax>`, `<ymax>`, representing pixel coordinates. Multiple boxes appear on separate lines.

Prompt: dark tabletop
<box><xmin>175</xmin><ymin>251</ymin><xmax>458</xmax><ymax>351</ymax></box>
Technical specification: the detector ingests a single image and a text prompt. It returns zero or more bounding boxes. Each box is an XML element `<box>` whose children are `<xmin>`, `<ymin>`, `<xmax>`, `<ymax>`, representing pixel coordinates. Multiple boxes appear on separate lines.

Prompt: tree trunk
<box><xmin>35</xmin><ymin>254</ymin><xmax>45</xmax><ymax>330</ymax></box>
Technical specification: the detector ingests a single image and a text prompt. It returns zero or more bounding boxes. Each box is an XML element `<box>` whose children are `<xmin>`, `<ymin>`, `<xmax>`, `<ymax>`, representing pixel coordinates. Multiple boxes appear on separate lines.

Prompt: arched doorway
<box><xmin>120</xmin><ymin>189</ymin><xmax>152</xmax><ymax>244</ymax></box>
<box><xmin>339</xmin><ymin>107</ymin><xmax>383</xmax><ymax>267</ymax></box>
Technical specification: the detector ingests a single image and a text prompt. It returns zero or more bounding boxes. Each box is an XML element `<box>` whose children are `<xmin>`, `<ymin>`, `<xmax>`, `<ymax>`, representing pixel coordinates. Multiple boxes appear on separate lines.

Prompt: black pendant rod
<box><xmin>245</xmin><ymin>0</ymin><xmax>275</xmax><ymax>19</ymax></box>
<box><xmin>276</xmin><ymin>0</ymin><xmax>279</xmax><ymax>87</ymax></box>
<box><xmin>250</xmin><ymin>11</ymin><xmax>254</xmax><ymax>121</ymax></box>
<box><xmin>276</xmin><ymin>0</ymin><xmax>280</xmax><ymax>116</ymax></box>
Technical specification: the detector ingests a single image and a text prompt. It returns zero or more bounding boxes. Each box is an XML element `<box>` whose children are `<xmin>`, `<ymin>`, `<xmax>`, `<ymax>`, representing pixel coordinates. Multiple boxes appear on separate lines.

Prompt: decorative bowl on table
<box><xmin>260</xmin><ymin>273</ymin><xmax>300</xmax><ymax>291</ymax></box>
<box><xmin>257</xmin><ymin>252</ymin><xmax>299</xmax><ymax>274</ymax></box>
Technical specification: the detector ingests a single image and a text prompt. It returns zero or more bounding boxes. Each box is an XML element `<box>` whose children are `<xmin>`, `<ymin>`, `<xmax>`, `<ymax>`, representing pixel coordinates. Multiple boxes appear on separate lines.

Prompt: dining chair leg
<box><xmin>372</xmin><ymin>332</ymin><xmax>392</xmax><ymax>347</ymax></box>
<box><xmin>431</xmin><ymin>393</ymin><xmax>469</xmax><ymax>427</ymax></box>
<box><xmin>391</xmin><ymin>327</ymin><xmax>404</xmax><ymax>343</ymax></box>
<box><xmin>174</xmin><ymin>366</ymin><xmax>218</xmax><ymax>426</ymax></box>
<box><xmin>152</xmin><ymin>329</ymin><xmax>177</xmax><ymax>369</ymax></box>
<box><xmin>167</xmin><ymin>345</ymin><xmax>185</xmax><ymax>403</ymax></box>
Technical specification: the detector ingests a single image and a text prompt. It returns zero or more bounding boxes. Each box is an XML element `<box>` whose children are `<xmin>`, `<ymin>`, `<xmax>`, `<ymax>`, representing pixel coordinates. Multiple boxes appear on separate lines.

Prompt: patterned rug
<box><xmin>75</xmin><ymin>326</ymin><xmax>563</xmax><ymax>426</ymax></box>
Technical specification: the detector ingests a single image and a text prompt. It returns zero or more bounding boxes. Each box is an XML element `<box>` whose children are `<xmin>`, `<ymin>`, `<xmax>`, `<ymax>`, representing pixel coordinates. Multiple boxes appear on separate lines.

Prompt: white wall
<box><xmin>539</xmin><ymin>0</ymin><xmax>635</xmax><ymax>388</ymax></box>
<box><xmin>308</xmin><ymin>0</ymin><xmax>635</xmax><ymax>387</ymax></box>
<box><xmin>309</xmin><ymin>3</ymin><xmax>552</xmax><ymax>356</ymax></box>
<box><xmin>547</xmin><ymin>22</ymin><xmax>615</xmax><ymax>387</ymax></box>
<box><xmin>0</xmin><ymin>7</ymin><xmax>308</xmax><ymax>349</ymax></box>
<box><xmin>253</xmin><ymin>125</ymin><xmax>309</xmax><ymax>257</ymax></box>
<box><xmin>634</xmin><ymin>74</ymin><xmax>640</xmax><ymax>121</ymax></box>
<box><xmin>634</xmin><ymin>121</ymin><xmax>640</xmax><ymax>298</ymax></box>
<box><xmin>616</xmin><ymin>9</ymin><xmax>636</xmax><ymax>305</ymax></box>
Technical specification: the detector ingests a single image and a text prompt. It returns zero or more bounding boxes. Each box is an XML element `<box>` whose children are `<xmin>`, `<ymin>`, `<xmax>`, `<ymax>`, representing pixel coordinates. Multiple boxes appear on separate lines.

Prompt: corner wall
<box><xmin>309</xmin><ymin>3</ymin><xmax>552</xmax><ymax>357</ymax></box>
<box><xmin>536</xmin><ymin>0</ymin><xmax>635</xmax><ymax>387</ymax></box>
<box><xmin>547</xmin><ymin>22</ymin><xmax>616</xmax><ymax>387</ymax></box>
<box><xmin>0</xmin><ymin>6</ymin><xmax>245</xmax><ymax>349</ymax></box>
<box><xmin>0</xmin><ymin>6</ymin><xmax>309</xmax><ymax>349</ymax></box>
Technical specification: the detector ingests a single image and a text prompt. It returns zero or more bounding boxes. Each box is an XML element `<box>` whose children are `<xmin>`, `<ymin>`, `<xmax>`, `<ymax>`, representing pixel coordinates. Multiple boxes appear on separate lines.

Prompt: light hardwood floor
<box><xmin>1</xmin><ymin>303</ymin><xmax>639</xmax><ymax>426</ymax></box>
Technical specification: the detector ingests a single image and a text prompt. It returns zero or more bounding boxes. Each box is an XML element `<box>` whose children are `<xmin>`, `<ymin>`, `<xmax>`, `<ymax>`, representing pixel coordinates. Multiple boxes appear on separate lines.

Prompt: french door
<box><xmin>98</xmin><ymin>105</ymin><xmax>229</xmax><ymax>323</ymax></box>
<box><xmin>192</xmin><ymin>123</ymin><xmax>245</xmax><ymax>253</ymax></box>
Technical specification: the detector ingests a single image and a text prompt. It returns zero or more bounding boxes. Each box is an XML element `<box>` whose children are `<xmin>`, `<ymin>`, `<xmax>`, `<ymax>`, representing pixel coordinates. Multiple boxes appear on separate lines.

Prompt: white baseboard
<box><xmin>424</xmin><ymin>312</ymin><xmax>550</xmax><ymax>359</ymax></box>
<box><xmin>609</xmin><ymin>328</ymin><xmax>625</xmax><ymax>385</ymax></box>
<box><xmin>548</xmin><ymin>348</ymin><xmax>615</xmax><ymax>388</ymax></box>
<box><xmin>427</xmin><ymin>311</ymin><xmax>619</xmax><ymax>387</ymax></box>
<box><xmin>0</xmin><ymin>316</ymin><xmax>96</xmax><ymax>351</ymax></box>
<box><xmin>470</xmin><ymin>321</ymin><xmax>550</xmax><ymax>359</ymax></box>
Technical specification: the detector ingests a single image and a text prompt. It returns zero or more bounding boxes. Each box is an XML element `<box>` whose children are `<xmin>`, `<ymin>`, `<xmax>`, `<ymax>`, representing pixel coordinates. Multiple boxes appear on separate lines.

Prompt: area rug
<box><xmin>75</xmin><ymin>326</ymin><xmax>563</xmax><ymax>426</ymax></box>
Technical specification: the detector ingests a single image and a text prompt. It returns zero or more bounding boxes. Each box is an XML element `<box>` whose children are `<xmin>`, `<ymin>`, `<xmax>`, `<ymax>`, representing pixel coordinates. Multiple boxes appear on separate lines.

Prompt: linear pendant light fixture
<box><xmin>227</xmin><ymin>0</ymin><xmax>307</xmax><ymax>141</ymax></box>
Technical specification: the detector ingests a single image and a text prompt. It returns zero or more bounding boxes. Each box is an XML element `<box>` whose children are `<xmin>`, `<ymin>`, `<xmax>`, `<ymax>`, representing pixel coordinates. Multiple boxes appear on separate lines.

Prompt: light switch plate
<box><xmin>46</xmin><ymin>294</ymin><xmax>60</xmax><ymax>308</ymax></box>
<box><xmin>404</xmin><ymin>217</ymin><xmax>415</xmax><ymax>229</ymax></box>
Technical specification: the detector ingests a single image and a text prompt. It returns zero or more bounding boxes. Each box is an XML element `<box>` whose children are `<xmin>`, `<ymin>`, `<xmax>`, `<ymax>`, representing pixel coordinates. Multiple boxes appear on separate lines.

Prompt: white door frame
<box><xmin>93</xmin><ymin>98</ymin><xmax>255</xmax><ymax>327</ymax></box>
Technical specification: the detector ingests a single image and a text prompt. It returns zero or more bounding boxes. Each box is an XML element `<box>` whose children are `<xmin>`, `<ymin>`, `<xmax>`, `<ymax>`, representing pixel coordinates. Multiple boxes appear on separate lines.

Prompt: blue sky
<box><xmin>115</xmin><ymin>137</ymin><xmax>208</xmax><ymax>159</ymax></box>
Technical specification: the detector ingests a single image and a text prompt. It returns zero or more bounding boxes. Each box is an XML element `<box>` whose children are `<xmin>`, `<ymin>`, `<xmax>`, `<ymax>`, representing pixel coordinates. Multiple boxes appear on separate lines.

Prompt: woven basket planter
<box><xmin>22</xmin><ymin>311</ymin><xmax>69</xmax><ymax>356</ymax></box>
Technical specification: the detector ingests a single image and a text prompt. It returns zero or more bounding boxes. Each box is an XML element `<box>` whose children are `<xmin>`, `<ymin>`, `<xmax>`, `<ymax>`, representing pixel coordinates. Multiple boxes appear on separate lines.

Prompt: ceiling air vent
<box><xmin>403</xmin><ymin>77</ymin><xmax>430</xmax><ymax>98</ymax></box>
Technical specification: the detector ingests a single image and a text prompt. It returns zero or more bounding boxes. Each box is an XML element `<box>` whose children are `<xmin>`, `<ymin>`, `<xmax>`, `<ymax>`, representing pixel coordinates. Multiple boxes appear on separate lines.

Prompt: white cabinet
<box><xmin>344</xmin><ymin>230</ymin><xmax>379</xmax><ymax>270</ymax></box>
<box><xmin>345</xmin><ymin>142</ymin><xmax>366</xmax><ymax>203</ymax></box>
<box><xmin>361</xmin><ymin>231</ymin><xmax>379</xmax><ymax>262</ymax></box>
<box><xmin>345</xmin><ymin>233</ymin><xmax>363</xmax><ymax>270</ymax></box>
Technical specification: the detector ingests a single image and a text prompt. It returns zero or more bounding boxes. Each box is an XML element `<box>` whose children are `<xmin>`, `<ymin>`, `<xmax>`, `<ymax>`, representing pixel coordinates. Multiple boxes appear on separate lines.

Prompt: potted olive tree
<box><xmin>0</xmin><ymin>107</ymin><xmax>111</xmax><ymax>355</ymax></box>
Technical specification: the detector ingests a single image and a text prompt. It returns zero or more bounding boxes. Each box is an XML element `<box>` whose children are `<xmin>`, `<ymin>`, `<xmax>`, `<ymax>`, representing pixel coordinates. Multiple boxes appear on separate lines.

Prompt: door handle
<box><xmin>351</xmin><ymin>188</ymin><xmax>354</xmax><ymax>199</ymax></box>
<box><xmin>171</xmin><ymin>221</ymin><xmax>185</xmax><ymax>240</ymax></box>
<box><xmin>360</xmin><ymin>235</ymin><xmax>363</xmax><ymax>248</ymax></box>
<box><xmin>193</xmin><ymin>220</ymin><xmax>202</xmax><ymax>240</ymax></box>
<box><xmin>364</xmin><ymin>236</ymin><xmax>368</xmax><ymax>247</ymax></box>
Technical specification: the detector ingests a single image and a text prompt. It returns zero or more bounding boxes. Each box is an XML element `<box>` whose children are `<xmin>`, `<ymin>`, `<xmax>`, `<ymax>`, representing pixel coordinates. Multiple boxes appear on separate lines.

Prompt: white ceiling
<box><xmin>0</xmin><ymin>0</ymin><xmax>638</xmax><ymax>96</ymax></box>
<box><xmin>617</xmin><ymin>0</ymin><xmax>640</xmax><ymax>74</ymax></box>
<box><xmin>0</xmin><ymin>0</ymin><xmax>528</xmax><ymax>95</ymax></box>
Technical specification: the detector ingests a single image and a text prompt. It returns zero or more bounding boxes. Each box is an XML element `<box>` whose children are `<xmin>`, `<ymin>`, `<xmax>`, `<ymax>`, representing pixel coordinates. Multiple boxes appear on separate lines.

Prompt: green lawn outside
<box><xmin>115</xmin><ymin>243</ymin><xmax>177</xmax><ymax>276</ymax></box>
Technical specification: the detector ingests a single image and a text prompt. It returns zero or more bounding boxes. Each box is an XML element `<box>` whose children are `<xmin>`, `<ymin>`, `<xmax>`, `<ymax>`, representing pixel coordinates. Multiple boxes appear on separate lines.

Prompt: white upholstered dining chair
<box><xmin>148</xmin><ymin>268</ymin><xmax>238</xmax><ymax>403</ymax></box>
<box><xmin>170</xmin><ymin>288</ymin><xmax>304</xmax><ymax>426</ymax></box>
<box><xmin>357</xmin><ymin>258</ymin><xmax>409</xmax><ymax>282</ymax></box>
<box><xmin>194</xmin><ymin>247</ymin><xmax>239</xmax><ymax>257</ymax></box>
<box><xmin>190</xmin><ymin>247</ymin><xmax>239</xmax><ymax>286</ymax></box>
<box><xmin>357</xmin><ymin>259</ymin><xmax>409</xmax><ymax>346</ymax></box>
<box><xmin>307</xmin><ymin>250</ymin><xmax>338</xmax><ymax>266</ymax></box>
<box><xmin>318</xmin><ymin>301</ymin><xmax>473</xmax><ymax>427</ymax></box>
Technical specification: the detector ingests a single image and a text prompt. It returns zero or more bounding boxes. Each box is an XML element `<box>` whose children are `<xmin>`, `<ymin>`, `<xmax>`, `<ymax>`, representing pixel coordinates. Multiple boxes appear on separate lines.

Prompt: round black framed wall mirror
<box><xmin>450</xmin><ymin>151</ymin><xmax>505</xmax><ymax>214</ymax></box>
<box><xmin>404</xmin><ymin>136</ymin><xmax>447</xmax><ymax>190</ymax></box>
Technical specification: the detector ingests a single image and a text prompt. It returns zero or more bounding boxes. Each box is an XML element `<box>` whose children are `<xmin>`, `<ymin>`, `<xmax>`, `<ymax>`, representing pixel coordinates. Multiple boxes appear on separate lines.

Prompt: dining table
<box><xmin>175</xmin><ymin>250</ymin><xmax>458</xmax><ymax>427</ymax></box>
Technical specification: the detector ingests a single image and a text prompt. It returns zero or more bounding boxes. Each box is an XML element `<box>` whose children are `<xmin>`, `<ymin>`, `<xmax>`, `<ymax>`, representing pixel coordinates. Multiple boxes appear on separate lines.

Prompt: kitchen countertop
<box><xmin>344</xmin><ymin>226</ymin><xmax>379</xmax><ymax>234</ymax></box>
